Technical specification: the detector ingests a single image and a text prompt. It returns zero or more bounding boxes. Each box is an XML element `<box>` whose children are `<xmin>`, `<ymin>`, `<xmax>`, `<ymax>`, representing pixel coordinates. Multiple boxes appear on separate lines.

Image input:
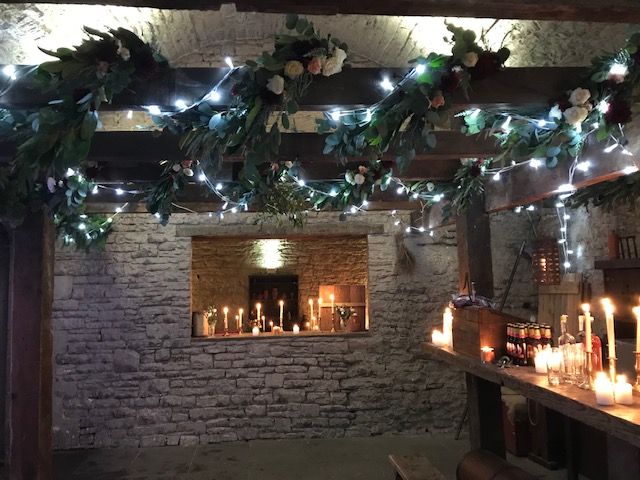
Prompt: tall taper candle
<box><xmin>581</xmin><ymin>303</ymin><xmax>592</xmax><ymax>354</ymax></box>
<box><xmin>602</xmin><ymin>298</ymin><xmax>616</xmax><ymax>359</ymax></box>
<box><xmin>223</xmin><ymin>306</ymin><xmax>229</xmax><ymax>330</ymax></box>
<box><xmin>262</xmin><ymin>315</ymin><xmax>266</xmax><ymax>331</ymax></box>
<box><xmin>256</xmin><ymin>303</ymin><xmax>261</xmax><ymax>323</ymax></box>
<box><xmin>279</xmin><ymin>300</ymin><xmax>284</xmax><ymax>327</ymax></box>
<box><xmin>633</xmin><ymin>306</ymin><xmax>640</xmax><ymax>353</ymax></box>
<box><xmin>329</xmin><ymin>293</ymin><xmax>335</xmax><ymax>313</ymax></box>
<box><xmin>308</xmin><ymin>298</ymin><xmax>314</xmax><ymax>322</ymax></box>
<box><xmin>239</xmin><ymin>308</ymin><xmax>244</xmax><ymax>330</ymax></box>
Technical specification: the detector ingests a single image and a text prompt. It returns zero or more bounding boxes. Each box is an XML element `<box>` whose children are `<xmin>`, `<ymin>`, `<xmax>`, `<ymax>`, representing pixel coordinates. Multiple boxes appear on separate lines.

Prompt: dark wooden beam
<box><xmin>0</xmin><ymin>67</ymin><xmax>585</xmax><ymax>111</ymax></box>
<box><xmin>6</xmin><ymin>211</ymin><xmax>54</xmax><ymax>480</ymax></box>
<box><xmin>485</xmin><ymin>122</ymin><xmax>640</xmax><ymax>212</ymax></box>
<box><xmin>465</xmin><ymin>373</ymin><xmax>505</xmax><ymax>457</ymax></box>
<box><xmin>1</xmin><ymin>1</ymin><xmax>638</xmax><ymax>23</ymax></box>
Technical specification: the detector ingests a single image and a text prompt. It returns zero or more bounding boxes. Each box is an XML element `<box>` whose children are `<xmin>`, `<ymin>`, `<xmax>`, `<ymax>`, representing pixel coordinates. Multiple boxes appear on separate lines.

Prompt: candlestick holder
<box><xmin>581</xmin><ymin>350</ymin><xmax>594</xmax><ymax>390</ymax></box>
<box><xmin>223</xmin><ymin>327</ymin><xmax>229</xmax><ymax>337</ymax></box>
<box><xmin>609</xmin><ymin>356</ymin><xmax>617</xmax><ymax>384</ymax></box>
<box><xmin>634</xmin><ymin>352</ymin><xmax>640</xmax><ymax>392</ymax></box>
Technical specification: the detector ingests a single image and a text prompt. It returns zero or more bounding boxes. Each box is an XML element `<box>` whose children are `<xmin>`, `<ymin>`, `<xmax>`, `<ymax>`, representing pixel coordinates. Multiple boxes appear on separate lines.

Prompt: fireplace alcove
<box><xmin>191</xmin><ymin>235</ymin><xmax>369</xmax><ymax>337</ymax></box>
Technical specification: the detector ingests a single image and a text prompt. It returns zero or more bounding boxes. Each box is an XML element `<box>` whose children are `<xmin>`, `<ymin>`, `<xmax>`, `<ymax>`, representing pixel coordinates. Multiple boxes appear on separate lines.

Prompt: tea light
<box><xmin>293</xmin><ymin>324</ymin><xmax>300</xmax><ymax>334</ymax></box>
<box><xmin>615</xmin><ymin>375</ymin><xmax>633</xmax><ymax>405</ymax></box>
<box><xmin>534</xmin><ymin>347</ymin><xmax>551</xmax><ymax>374</ymax></box>
<box><xmin>252</xmin><ymin>326</ymin><xmax>260</xmax><ymax>336</ymax></box>
<box><xmin>595</xmin><ymin>372</ymin><xmax>615</xmax><ymax>406</ymax></box>
<box><xmin>431</xmin><ymin>329</ymin><xmax>447</xmax><ymax>347</ymax></box>
<box><xmin>480</xmin><ymin>346</ymin><xmax>495</xmax><ymax>364</ymax></box>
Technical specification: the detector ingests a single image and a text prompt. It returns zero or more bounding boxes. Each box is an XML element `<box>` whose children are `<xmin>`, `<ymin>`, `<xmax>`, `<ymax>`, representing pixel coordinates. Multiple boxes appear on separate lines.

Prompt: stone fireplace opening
<box><xmin>191</xmin><ymin>235</ymin><xmax>369</xmax><ymax>337</ymax></box>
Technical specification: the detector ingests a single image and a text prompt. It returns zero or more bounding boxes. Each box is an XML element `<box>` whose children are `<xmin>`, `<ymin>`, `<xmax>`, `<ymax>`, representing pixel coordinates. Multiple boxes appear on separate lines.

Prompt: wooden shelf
<box><xmin>421</xmin><ymin>342</ymin><xmax>640</xmax><ymax>450</ymax></box>
<box><xmin>594</xmin><ymin>258</ymin><xmax>640</xmax><ymax>270</ymax></box>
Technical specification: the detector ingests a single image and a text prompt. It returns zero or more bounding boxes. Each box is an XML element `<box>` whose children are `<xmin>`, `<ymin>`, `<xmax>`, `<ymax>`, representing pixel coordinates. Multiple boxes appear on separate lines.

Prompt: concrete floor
<box><xmin>53</xmin><ymin>434</ymin><xmax>566</xmax><ymax>480</ymax></box>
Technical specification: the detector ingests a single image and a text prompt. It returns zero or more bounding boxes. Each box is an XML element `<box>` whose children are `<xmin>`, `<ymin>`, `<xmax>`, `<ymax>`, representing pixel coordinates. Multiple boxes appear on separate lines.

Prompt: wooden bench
<box><xmin>388</xmin><ymin>454</ymin><xmax>447</xmax><ymax>480</ymax></box>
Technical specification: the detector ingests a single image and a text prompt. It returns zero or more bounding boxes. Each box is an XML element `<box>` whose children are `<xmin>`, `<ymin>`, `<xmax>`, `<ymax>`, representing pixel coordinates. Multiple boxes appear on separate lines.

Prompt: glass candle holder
<box><xmin>547</xmin><ymin>347</ymin><xmax>563</xmax><ymax>386</ymax></box>
<box><xmin>480</xmin><ymin>347</ymin><xmax>495</xmax><ymax>364</ymax></box>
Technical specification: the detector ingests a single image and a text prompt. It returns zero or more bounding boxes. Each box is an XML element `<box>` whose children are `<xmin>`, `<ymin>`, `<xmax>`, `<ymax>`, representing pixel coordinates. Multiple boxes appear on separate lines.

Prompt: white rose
<box><xmin>462</xmin><ymin>52</ymin><xmax>479</xmax><ymax>68</ymax></box>
<box><xmin>284</xmin><ymin>60</ymin><xmax>304</xmax><ymax>79</ymax></box>
<box><xmin>549</xmin><ymin>104</ymin><xmax>563</xmax><ymax>120</ymax></box>
<box><xmin>322</xmin><ymin>48</ymin><xmax>347</xmax><ymax>77</ymax></box>
<box><xmin>354</xmin><ymin>173</ymin><xmax>366</xmax><ymax>185</ymax></box>
<box><xmin>426</xmin><ymin>182</ymin><xmax>435</xmax><ymax>192</ymax></box>
<box><xmin>284</xmin><ymin>161</ymin><xmax>293</xmax><ymax>169</ymax></box>
<box><xmin>116</xmin><ymin>40</ymin><xmax>130</xmax><ymax>61</ymax></box>
<box><xmin>183</xmin><ymin>168</ymin><xmax>194</xmax><ymax>177</ymax></box>
<box><xmin>563</xmin><ymin>106</ymin><xmax>589</xmax><ymax>126</ymax></box>
<box><xmin>47</xmin><ymin>177</ymin><xmax>56</xmax><ymax>193</ymax></box>
<box><xmin>266</xmin><ymin>75</ymin><xmax>285</xmax><ymax>95</ymax></box>
<box><xmin>568</xmin><ymin>88</ymin><xmax>591</xmax><ymax>106</ymax></box>
<box><xmin>172</xmin><ymin>164</ymin><xmax>181</xmax><ymax>172</ymax></box>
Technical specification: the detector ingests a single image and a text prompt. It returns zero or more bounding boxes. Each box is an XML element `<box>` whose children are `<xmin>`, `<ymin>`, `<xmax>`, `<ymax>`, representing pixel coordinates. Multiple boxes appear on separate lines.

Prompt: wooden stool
<box><xmin>388</xmin><ymin>454</ymin><xmax>447</xmax><ymax>480</ymax></box>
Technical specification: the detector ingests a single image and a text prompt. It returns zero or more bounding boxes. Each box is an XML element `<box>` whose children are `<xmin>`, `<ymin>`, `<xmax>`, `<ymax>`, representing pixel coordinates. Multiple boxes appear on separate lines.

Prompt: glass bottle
<box><xmin>558</xmin><ymin>315</ymin><xmax>576</xmax><ymax>383</ymax></box>
<box><xmin>519</xmin><ymin>325</ymin><xmax>528</xmax><ymax>366</ymax></box>
<box><xmin>588</xmin><ymin>316</ymin><xmax>603</xmax><ymax>372</ymax></box>
<box><xmin>576</xmin><ymin>315</ymin><xmax>585</xmax><ymax>345</ymax></box>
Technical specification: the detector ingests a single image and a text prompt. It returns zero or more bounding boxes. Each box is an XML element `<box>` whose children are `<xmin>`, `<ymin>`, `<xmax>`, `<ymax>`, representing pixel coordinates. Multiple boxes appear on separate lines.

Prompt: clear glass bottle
<box><xmin>558</xmin><ymin>315</ymin><xmax>576</xmax><ymax>383</ymax></box>
<box><xmin>576</xmin><ymin>315</ymin><xmax>585</xmax><ymax>345</ymax></box>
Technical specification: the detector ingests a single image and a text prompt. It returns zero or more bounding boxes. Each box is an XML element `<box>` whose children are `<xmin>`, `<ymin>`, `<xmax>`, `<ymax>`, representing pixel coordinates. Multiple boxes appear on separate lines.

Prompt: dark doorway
<box><xmin>248</xmin><ymin>275</ymin><xmax>298</xmax><ymax>330</ymax></box>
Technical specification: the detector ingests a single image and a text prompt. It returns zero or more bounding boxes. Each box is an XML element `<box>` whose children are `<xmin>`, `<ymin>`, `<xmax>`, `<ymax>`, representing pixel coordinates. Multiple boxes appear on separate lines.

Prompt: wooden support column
<box><xmin>465</xmin><ymin>373</ymin><xmax>505</xmax><ymax>458</ymax></box>
<box><xmin>456</xmin><ymin>193</ymin><xmax>494</xmax><ymax>298</ymax></box>
<box><xmin>6</xmin><ymin>212</ymin><xmax>55</xmax><ymax>480</ymax></box>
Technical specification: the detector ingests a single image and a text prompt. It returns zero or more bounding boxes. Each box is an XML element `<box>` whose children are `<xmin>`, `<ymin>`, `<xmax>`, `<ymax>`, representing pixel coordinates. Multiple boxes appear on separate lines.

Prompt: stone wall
<box><xmin>52</xmin><ymin>211</ymin><xmax>463</xmax><ymax>449</ymax></box>
<box><xmin>191</xmin><ymin>236</ymin><xmax>368</xmax><ymax>328</ymax></box>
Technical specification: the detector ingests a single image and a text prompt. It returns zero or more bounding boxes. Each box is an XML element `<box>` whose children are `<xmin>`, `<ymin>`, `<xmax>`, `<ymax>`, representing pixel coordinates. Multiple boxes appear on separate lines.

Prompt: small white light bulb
<box><xmin>78</xmin><ymin>223</ymin><xmax>86</xmax><ymax>230</ymax></box>
<box><xmin>91</xmin><ymin>185</ymin><xmax>99</xmax><ymax>195</ymax></box>
<box><xmin>297</xmin><ymin>179</ymin><xmax>306</xmax><ymax>187</ymax></box>
<box><xmin>380</xmin><ymin>77</ymin><xmax>394</xmax><ymax>92</ymax></box>
<box><xmin>208</xmin><ymin>90</ymin><xmax>221</xmax><ymax>102</ymax></box>
<box><xmin>198</xmin><ymin>173</ymin><xmax>206</xmax><ymax>182</ymax></box>
<box><xmin>350</xmin><ymin>206</ymin><xmax>357</xmax><ymax>214</ymax></box>
<box><xmin>224</xmin><ymin>56</ymin><xmax>234</xmax><ymax>69</ymax></box>
<box><xmin>622</xmin><ymin>165</ymin><xmax>639</xmax><ymax>175</ymax></box>
<box><xmin>529</xmin><ymin>158</ymin><xmax>542</xmax><ymax>169</ymax></box>
<box><xmin>576</xmin><ymin>161</ymin><xmax>591</xmax><ymax>172</ymax></box>
<box><xmin>2</xmin><ymin>65</ymin><xmax>17</xmax><ymax>80</ymax></box>
<box><xmin>415</xmin><ymin>64</ymin><xmax>426</xmax><ymax>74</ymax></box>
<box><xmin>330</xmin><ymin>111</ymin><xmax>341</xmax><ymax>122</ymax></box>
<box><xmin>492</xmin><ymin>172</ymin><xmax>501</xmax><ymax>181</ymax></box>
<box><xmin>329</xmin><ymin>189</ymin><xmax>338</xmax><ymax>197</ymax></box>
<box><xmin>174</xmin><ymin>99</ymin><xmax>188</xmax><ymax>110</ymax></box>
<box><xmin>215</xmin><ymin>183</ymin><xmax>223</xmax><ymax>190</ymax></box>
<box><xmin>145</xmin><ymin>105</ymin><xmax>162</xmax><ymax>115</ymax></box>
<box><xmin>115</xmin><ymin>188</ymin><xmax>124</xmax><ymax>195</ymax></box>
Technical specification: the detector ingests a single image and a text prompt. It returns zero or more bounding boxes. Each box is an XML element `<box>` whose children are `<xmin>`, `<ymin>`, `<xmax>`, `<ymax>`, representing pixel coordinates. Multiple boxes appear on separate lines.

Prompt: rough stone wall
<box><xmin>191</xmin><ymin>236</ymin><xmax>368</xmax><ymax>326</ymax></box>
<box><xmin>52</xmin><ymin>211</ymin><xmax>462</xmax><ymax>449</ymax></box>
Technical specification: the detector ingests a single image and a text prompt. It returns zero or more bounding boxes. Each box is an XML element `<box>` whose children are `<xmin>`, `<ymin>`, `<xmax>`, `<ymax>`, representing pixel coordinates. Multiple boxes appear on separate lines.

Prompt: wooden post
<box><xmin>0</xmin><ymin>226</ymin><xmax>10</xmax><ymax>468</ymax></box>
<box><xmin>465</xmin><ymin>373</ymin><xmax>505</xmax><ymax>457</ymax></box>
<box><xmin>456</xmin><ymin>193</ymin><xmax>494</xmax><ymax>298</ymax></box>
<box><xmin>6</xmin><ymin>212</ymin><xmax>55</xmax><ymax>479</ymax></box>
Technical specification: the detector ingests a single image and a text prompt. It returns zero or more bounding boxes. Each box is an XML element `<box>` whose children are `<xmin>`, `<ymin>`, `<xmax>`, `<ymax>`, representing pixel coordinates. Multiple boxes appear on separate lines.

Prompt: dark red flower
<box><xmin>469</xmin><ymin>52</ymin><xmax>502</xmax><ymax>81</ymax></box>
<box><xmin>440</xmin><ymin>71</ymin><xmax>461</xmax><ymax>93</ymax></box>
<box><xmin>605</xmin><ymin>99</ymin><xmax>632</xmax><ymax>125</ymax></box>
<box><xmin>469</xmin><ymin>165</ymin><xmax>482</xmax><ymax>177</ymax></box>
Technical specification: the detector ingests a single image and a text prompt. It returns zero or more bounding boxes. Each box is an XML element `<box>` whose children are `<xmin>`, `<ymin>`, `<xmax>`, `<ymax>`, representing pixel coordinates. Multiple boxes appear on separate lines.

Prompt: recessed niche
<box><xmin>191</xmin><ymin>235</ymin><xmax>369</xmax><ymax>337</ymax></box>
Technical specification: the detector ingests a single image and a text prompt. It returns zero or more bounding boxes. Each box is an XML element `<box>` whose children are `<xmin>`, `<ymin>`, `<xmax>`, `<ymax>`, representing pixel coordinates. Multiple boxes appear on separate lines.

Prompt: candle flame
<box><xmin>329</xmin><ymin>293</ymin><xmax>335</xmax><ymax>301</ymax></box>
<box><xmin>318</xmin><ymin>298</ymin><xmax>323</xmax><ymax>305</ymax></box>
<box><xmin>308</xmin><ymin>298</ymin><xmax>313</xmax><ymax>305</ymax></box>
<box><xmin>617</xmin><ymin>374</ymin><xmax>627</xmax><ymax>384</ymax></box>
<box><xmin>256</xmin><ymin>303</ymin><xmax>261</xmax><ymax>309</ymax></box>
<box><xmin>581</xmin><ymin>303</ymin><xmax>591</xmax><ymax>314</ymax></box>
<box><xmin>223</xmin><ymin>306</ymin><xmax>229</xmax><ymax>314</ymax></box>
<box><xmin>239</xmin><ymin>308</ymin><xmax>244</xmax><ymax>314</ymax></box>
<box><xmin>601</xmin><ymin>298</ymin><xmax>615</xmax><ymax>315</ymax></box>
<box><xmin>279</xmin><ymin>300</ymin><xmax>284</xmax><ymax>306</ymax></box>
<box><xmin>633</xmin><ymin>306</ymin><xmax>640</xmax><ymax>318</ymax></box>
<box><xmin>480</xmin><ymin>346</ymin><xmax>494</xmax><ymax>352</ymax></box>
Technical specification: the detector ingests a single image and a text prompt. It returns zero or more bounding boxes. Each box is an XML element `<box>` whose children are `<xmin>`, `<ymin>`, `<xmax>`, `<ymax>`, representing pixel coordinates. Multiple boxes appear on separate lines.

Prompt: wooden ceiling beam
<box><xmin>1</xmin><ymin>1</ymin><xmax>638</xmax><ymax>23</ymax></box>
<box><xmin>0</xmin><ymin>67</ymin><xmax>585</xmax><ymax>111</ymax></box>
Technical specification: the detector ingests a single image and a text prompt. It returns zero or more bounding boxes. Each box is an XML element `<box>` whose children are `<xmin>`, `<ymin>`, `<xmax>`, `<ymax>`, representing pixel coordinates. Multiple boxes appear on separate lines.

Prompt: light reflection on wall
<box><xmin>257</xmin><ymin>239</ymin><xmax>284</xmax><ymax>270</ymax></box>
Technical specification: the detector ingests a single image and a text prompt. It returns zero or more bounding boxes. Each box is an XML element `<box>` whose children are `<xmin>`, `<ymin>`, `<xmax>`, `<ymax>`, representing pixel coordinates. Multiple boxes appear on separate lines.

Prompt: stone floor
<box><xmin>54</xmin><ymin>434</ymin><xmax>566</xmax><ymax>480</ymax></box>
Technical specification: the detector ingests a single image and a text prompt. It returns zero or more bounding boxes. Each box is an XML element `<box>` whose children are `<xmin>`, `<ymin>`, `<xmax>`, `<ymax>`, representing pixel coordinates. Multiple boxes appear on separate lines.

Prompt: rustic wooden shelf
<box><xmin>192</xmin><ymin>331</ymin><xmax>371</xmax><ymax>342</ymax></box>
<box><xmin>594</xmin><ymin>258</ymin><xmax>640</xmax><ymax>270</ymax></box>
<box><xmin>422</xmin><ymin>342</ymin><xmax>640</xmax><ymax>450</ymax></box>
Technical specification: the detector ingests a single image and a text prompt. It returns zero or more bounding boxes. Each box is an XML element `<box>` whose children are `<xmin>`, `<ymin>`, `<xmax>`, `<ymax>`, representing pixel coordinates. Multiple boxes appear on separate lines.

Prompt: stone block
<box><xmin>265</xmin><ymin>373</ymin><xmax>284</xmax><ymax>388</ymax></box>
<box><xmin>113</xmin><ymin>349</ymin><xmax>139</xmax><ymax>372</ymax></box>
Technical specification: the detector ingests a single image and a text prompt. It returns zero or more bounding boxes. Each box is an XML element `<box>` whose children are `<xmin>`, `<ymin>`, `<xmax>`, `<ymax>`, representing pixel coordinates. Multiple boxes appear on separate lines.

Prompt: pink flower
<box><xmin>358</xmin><ymin>165</ymin><xmax>368</xmax><ymax>174</ymax></box>
<box><xmin>308</xmin><ymin>57</ymin><xmax>323</xmax><ymax>75</ymax></box>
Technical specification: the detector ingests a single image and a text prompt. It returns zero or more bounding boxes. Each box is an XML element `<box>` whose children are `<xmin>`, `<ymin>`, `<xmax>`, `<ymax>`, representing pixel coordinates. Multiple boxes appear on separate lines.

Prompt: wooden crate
<box><xmin>318</xmin><ymin>284</ymin><xmax>367</xmax><ymax>331</ymax></box>
<box><xmin>452</xmin><ymin>306</ymin><xmax>523</xmax><ymax>358</ymax></box>
<box><xmin>537</xmin><ymin>273</ymin><xmax>582</xmax><ymax>337</ymax></box>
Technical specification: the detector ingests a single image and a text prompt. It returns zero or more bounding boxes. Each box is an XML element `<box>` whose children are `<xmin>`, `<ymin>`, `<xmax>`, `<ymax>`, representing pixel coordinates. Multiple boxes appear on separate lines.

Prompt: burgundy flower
<box><xmin>469</xmin><ymin>52</ymin><xmax>502</xmax><ymax>81</ymax></box>
<box><xmin>440</xmin><ymin>71</ymin><xmax>461</xmax><ymax>93</ymax></box>
<box><xmin>605</xmin><ymin>99</ymin><xmax>632</xmax><ymax>125</ymax></box>
<box><xmin>469</xmin><ymin>165</ymin><xmax>482</xmax><ymax>177</ymax></box>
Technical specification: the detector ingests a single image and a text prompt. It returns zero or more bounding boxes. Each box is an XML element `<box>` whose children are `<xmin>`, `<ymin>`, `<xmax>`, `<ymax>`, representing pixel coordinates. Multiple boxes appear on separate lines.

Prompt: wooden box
<box><xmin>452</xmin><ymin>306</ymin><xmax>523</xmax><ymax>358</ymax></box>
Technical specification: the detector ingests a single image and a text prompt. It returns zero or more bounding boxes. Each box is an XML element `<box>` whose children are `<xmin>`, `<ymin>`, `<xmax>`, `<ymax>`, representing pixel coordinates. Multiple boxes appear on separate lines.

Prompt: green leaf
<box><xmin>295</xmin><ymin>18</ymin><xmax>308</xmax><ymax>33</ymax></box>
<box><xmin>80</xmin><ymin>112</ymin><xmax>97</xmax><ymax>140</ymax></box>
<box><xmin>281</xmin><ymin>113</ymin><xmax>290</xmax><ymax>130</ymax></box>
<box><xmin>246</xmin><ymin>97</ymin><xmax>263</xmax><ymax>129</ymax></box>
<box><xmin>285</xmin><ymin>13</ymin><xmax>298</xmax><ymax>30</ymax></box>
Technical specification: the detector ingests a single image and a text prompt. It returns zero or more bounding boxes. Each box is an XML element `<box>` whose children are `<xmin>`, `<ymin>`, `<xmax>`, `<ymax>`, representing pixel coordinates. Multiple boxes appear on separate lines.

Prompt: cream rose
<box><xmin>266</xmin><ymin>75</ymin><xmax>285</xmax><ymax>95</ymax></box>
<box><xmin>322</xmin><ymin>48</ymin><xmax>347</xmax><ymax>77</ymax></box>
<box><xmin>568</xmin><ymin>87</ymin><xmax>591</xmax><ymax>106</ymax></box>
<box><xmin>563</xmin><ymin>106</ymin><xmax>589</xmax><ymax>126</ymax></box>
<box><xmin>462</xmin><ymin>52</ymin><xmax>479</xmax><ymax>68</ymax></box>
<box><xmin>116</xmin><ymin>40</ymin><xmax>130</xmax><ymax>61</ymax></box>
<box><xmin>354</xmin><ymin>173</ymin><xmax>366</xmax><ymax>185</ymax></box>
<box><xmin>284</xmin><ymin>60</ymin><xmax>304</xmax><ymax>79</ymax></box>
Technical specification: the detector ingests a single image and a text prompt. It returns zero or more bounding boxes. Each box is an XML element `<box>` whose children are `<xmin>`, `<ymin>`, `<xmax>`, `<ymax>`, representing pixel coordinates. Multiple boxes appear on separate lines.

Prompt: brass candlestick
<box><xmin>634</xmin><ymin>352</ymin><xmax>640</xmax><ymax>391</ymax></box>
<box><xmin>609</xmin><ymin>356</ymin><xmax>617</xmax><ymax>384</ymax></box>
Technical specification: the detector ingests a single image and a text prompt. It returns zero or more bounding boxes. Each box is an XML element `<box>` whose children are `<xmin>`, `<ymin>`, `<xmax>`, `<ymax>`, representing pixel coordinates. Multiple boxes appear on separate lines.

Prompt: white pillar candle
<box><xmin>235</xmin><ymin>315</ymin><xmax>239</xmax><ymax>331</ymax></box>
<box><xmin>615</xmin><ymin>375</ymin><xmax>633</xmax><ymax>405</ymax></box>
<box><xmin>633</xmin><ymin>306</ymin><xmax>640</xmax><ymax>353</ymax></box>
<box><xmin>594</xmin><ymin>372</ymin><xmax>615</xmax><ymax>406</ymax></box>
<box><xmin>252</xmin><ymin>326</ymin><xmax>260</xmax><ymax>336</ymax></box>
<box><xmin>308</xmin><ymin>298</ymin><xmax>314</xmax><ymax>321</ymax></box>
<box><xmin>329</xmin><ymin>293</ymin><xmax>335</xmax><ymax>313</ymax></box>
<box><xmin>581</xmin><ymin>303</ymin><xmax>592</xmax><ymax>354</ymax></box>
<box><xmin>223</xmin><ymin>306</ymin><xmax>229</xmax><ymax>330</ymax></box>
<box><xmin>535</xmin><ymin>346</ymin><xmax>551</xmax><ymax>374</ymax></box>
<box><xmin>256</xmin><ymin>303</ymin><xmax>261</xmax><ymax>323</ymax></box>
<box><xmin>431</xmin><ymin>329</ymin><xmax>447</xmax><ymax>347</ymax></box>
<box><xmin>601</xmin><ymin>298</ymin><xmax>616</xmax><ymax>359</ymax></box>
<box><xmin>279</xmin><ymin>300</ymin><xmax>284</xmax><ymax>327</ymax></box>
<box><xmin>293</xmin><ymin>324</ymin><xmax>300</xmax><ymax>334</ymax></box>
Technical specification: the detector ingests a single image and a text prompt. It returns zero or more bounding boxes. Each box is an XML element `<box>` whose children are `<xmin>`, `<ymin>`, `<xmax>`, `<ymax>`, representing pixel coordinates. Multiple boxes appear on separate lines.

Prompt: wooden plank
<box><xmin>7</xmin><ymin>211</ymin><xmax>54</xmax><ymax>479</ymax></box>
<box><xmin>422</xmin><ymin>343</ymin><xmax>640</xmax><ymax>450</ymax></box>
<box><xmin>388</xmin><ymin>454</ymin><xmax>446</xmax><ymax>480</ymax></box>
<box><xmin>466</xmin><ymin>373</ymin><xmax>505</xmax><ymax>457</ymax></box>
<box><xmin>456</xmin><ymin>193</ymin><xmax>494</xmax><ymax>297</ymax></box>
<box><xmin>2</xmin><ymin>1</ymin><xmax>639</xmax><ymax>23</ymax></box>
<box><xmin>485</xmin><ymin>122</ymin><xmax>640</xmax><ymax>212</ymax></box>
<box><xmin>0</xmin><ymin>67</ymin><xmax>585</xmax><ymax>111</ymax></box>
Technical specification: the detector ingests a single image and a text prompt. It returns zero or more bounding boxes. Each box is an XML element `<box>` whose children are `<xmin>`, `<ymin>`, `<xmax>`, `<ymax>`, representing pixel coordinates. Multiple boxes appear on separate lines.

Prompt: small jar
<box><xmin>547</xmin><ymin>347</ymin><xmax>563</xmax><ymax>386</ymax></box>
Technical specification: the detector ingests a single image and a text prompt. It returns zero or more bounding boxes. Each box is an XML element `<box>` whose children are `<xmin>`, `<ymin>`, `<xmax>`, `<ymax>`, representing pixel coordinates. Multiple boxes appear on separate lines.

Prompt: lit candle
<box><xmin>329</xmin><ymin>293</ymin><xmax>335</xmax><ymax>313</ymax></box>
<box><xmin>279</xmin><ymin>300</ymin><xmax>284</xmax><ymax>327</ymax></box>
<box><xmin>223</xmin><ymin>306</ymin><xmax>229</xmax><ymax>330</ymax></box>
<box><xmin>601</xmin><ymin>298</ymin><xmax>616</xmax><ymax>359</ymax></box>
<box><xmin>308</xmin><ymin>298</ymin><xmax>314</xmax><ymax>321</ymax></box>
<box><xmin>269</xmin><ymin>320</ymin><xmax>274</xmax><ymax>332</ymax></box>
<box><xmin>256</xmin><ymin>303</ymin><xmax>261</xmax><ymax>323</ymax></box>
<box><xmin>614</xmin><ymin>375</ymin><xmax>633</xmax><ymax>405</ymax></box>
<box><xmin>480</xmin><ymin>346</ymin><xmax>495</xmax><ymax>364</ymax></box>
<box><xmin>293</xmin><ymin>324</ymin><xmax>300</xmax><ymax>334</ymax></box>
<box><xmin>252</xmin><ymin>326</ymin><xmax>260</xmax><ymax>336</ymax></box>
<box><xmin>239</xmin><ymin>308</ymin><xmax>244</xmax><ymax>327</ymax></box>
<box><xmin>443</xmin><ymin>307</ymin><xmax>454</xmax><ymax>348</ymax></box>
<box><xmin>633</xmin><ymin>306</ymin><xmax>640</xmax><ymax>353</ymax></box>
<box><xmin>235</xmin><ymin>314</ymin><xmax>240</xmax><ymax>332</ymax></box>
<box><xmin>581</xmin><ymin>303</ymin><xmax>592</xmax><ymax>354</ymax></box>
<box><xmin>261</xmin><ymin>315</ymin><xmax>266</xmax><ymax>331</ymax></box>
<box><xmin>594</xmin><ymin>372</ymin><xmax>615</xmax><ymax>406</ymax></box>
<box><xmin>431</xmin><ymin>329</ymin><xmax>446</xmax><ymax>347</ymax></box>
<box><xmin>534</xmin><ymin>346</ymin><xmax>551</xmax><ymax>374</ymax></box>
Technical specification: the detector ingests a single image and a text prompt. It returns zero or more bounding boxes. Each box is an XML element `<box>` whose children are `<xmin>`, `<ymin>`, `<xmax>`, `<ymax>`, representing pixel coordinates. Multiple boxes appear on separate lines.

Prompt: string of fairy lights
<box><xmin>3</xmin><ymin>57</ymin><xmax>640</xmax><ymax>256</ymax></box>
